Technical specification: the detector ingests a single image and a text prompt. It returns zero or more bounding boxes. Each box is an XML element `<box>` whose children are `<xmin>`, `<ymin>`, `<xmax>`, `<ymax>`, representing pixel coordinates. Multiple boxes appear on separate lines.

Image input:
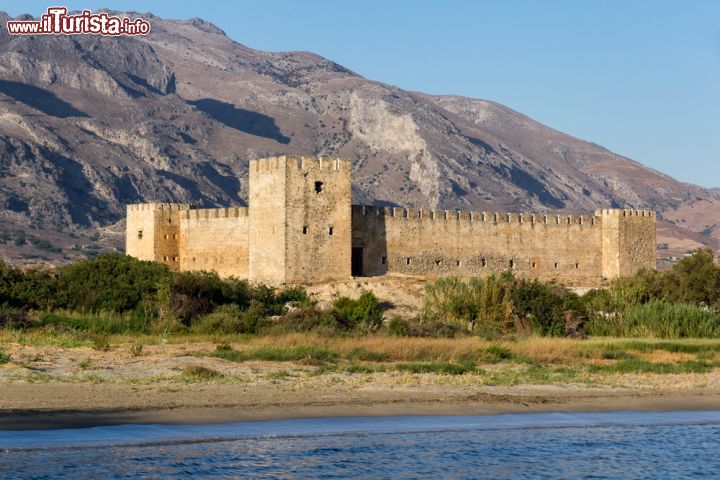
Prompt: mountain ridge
<box><xmin>0</xmin><ymin>11</ymin><xmax>716</xmax><ymax>263</ymax></box>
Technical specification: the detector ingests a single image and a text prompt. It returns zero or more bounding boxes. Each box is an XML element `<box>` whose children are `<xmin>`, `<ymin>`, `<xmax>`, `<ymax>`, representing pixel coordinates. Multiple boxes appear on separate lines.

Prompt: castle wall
<box><xmin>126</xmin><ymin>203</ymin><xmax>188</xmax><ymax>270</ymax></box>
<box><xmin>125</xmin><ymin>156</ymin><xmax>656</xmax><ymax>288</ymax></box>
<box><xmin>352</xmin><ymin>207</ymin><xmax>656</xmax><ymax>286</ymax></box>
<box><xmin>179</xmin><ymin>207</ymin><xmax>249</xmax><ymax>278</ymax></box>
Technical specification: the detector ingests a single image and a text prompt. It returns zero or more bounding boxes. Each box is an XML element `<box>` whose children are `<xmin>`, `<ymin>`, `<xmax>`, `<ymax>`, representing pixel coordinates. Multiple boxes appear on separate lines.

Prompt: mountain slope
<box><xmin>0</xmin><ymin>11</ymin><xmax>715</xmax><ymax>263</ymax></box>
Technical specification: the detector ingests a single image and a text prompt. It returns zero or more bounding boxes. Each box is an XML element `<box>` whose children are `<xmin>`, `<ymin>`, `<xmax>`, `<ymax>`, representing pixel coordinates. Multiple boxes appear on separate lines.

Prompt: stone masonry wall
<box><xmin>283</xmin><ymin>156</ymin><xmax>352</xmax><ymax>284</ymax></box>
<box><xmin>352</xmin><ymin>206</ymin><xmax>656</xmax><ymax>286</ymax></box>
<box><xmin>125</xmin><ymin>156</ymin><xmax>656</xmax><ymax>287</ymax></box>
<box><xmin>179</xmin><ymin>207</ymin><xmax>249</xmax><ymax>278</ymax></box>
<box><xmin>126</xmin><ymin>203</ymin><xmax>189</xmax><ymax>270</ymax></box>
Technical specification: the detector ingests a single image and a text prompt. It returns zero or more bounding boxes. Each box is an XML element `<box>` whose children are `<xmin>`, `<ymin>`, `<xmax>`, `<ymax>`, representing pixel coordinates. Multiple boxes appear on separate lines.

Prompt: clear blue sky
<box><xmin>6</xmin><ymin>1</ymin><xmax>720</xmax><ymax>187</ymax></box>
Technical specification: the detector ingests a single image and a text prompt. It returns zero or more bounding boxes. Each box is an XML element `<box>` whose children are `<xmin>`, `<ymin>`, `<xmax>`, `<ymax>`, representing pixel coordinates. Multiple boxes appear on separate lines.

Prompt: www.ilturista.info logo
<box><xmin>5</xmin><ymin>7</ymin><xmax>150</xmax><ymax>36</ymax></box>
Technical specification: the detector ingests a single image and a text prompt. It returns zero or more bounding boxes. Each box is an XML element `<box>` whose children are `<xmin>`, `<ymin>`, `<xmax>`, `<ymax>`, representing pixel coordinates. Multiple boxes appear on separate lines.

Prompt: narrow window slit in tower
<box><xmin>328</xmin><ymin>226</ymin><xmax>333</xmax><ymax>236</ymax></box>
<box><xmin>314</xmin><ymin>181</ymin><xmax>323</xmax><ymax>193</ymax></box>
<box><xmin>509</xmin><ymin>259</ymin><xmax>514</xmax><ymax>269</ymax></box>
<box><xmin>137</xmin><ymin>230</ymin><xmax>143</xmax><ymax>239</ymax></box>
<box><xmin>381</xmin><ymin>256</ymin><xmax>387</xmax><ymax>265</ymax></box>
<box><xmin>406</xmin><ymin>258</ymin><xmax>411</xmax><ymax>265</ymax></box>
<box><xmin>481</xmin><ymin>258</ymin><xmax>486</xmax><ymax>267</ymax></box>
<box><xmin>554</xmin><ymin>262</ymin><xmax>559</xmax><ymax>269</ymax></box>
<box><xmin>302</xmin><ymin>226</ymin><xmax>308</xmax><ymax>234</ymax></box>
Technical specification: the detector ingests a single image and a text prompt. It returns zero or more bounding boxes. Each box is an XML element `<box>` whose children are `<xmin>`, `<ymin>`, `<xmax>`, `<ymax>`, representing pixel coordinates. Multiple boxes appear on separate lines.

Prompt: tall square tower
<box><xmin>248</xmin><ymin>156</ymin><xmax>352</xmax><ymax>285</ymax></box>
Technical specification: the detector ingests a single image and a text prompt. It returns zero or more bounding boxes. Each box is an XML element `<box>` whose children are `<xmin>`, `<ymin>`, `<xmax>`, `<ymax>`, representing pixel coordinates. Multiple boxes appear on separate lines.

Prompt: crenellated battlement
<box><xmin>250</xmin><ymin>155</ymin><xmax>351</xmax><ymax>173</ymax></box>
<box><xmin>351</xmin><ymin>205</ymin><xmax>599</xmax><ymax>226</ymax></box>
<box><xmin>596</xmin><ymin>209</ymin><xmax>656</xmax><ymax>218</ymax></box>
<box><xmin>126</xmin><ymin>203</ymin><xmax>191</xmax><ymax>212</ymax></box>
<box><xmin>181</xmin><ymin>207</ymin><xmax>249</xmax><ymax>220</ymax></box>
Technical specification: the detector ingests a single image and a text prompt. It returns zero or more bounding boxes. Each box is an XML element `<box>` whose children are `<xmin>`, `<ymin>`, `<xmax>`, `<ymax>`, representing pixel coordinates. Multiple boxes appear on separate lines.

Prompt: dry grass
<box><xmin>238</xmin><ymin>333</ymin><xmax>487</xmax><ymax>362</ymax></box>
<box><xmin>509</xmin><ymin>337</ymin><xmax>590</xmax><ymax>364</ymax></box>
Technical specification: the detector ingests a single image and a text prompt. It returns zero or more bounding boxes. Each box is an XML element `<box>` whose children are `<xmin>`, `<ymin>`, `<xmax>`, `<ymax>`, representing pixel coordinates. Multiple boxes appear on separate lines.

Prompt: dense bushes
<box><xmin>0</xmin><ymin>254</ymin><xmax>313</xmax><ymax>334</ymax></box>
<box><xmin>421</xmin><ymin>249</ymin><xmax>720</xmax><ymax>339</ymax></box>
<box><xmin>422</xmin><ymin>273</ymin><xmax>582</xmax><ymax>338</ymax></box>
<box><xmin>3</xmin><ymin>248</ymin><xmax>720</xmax><ymax>339</ymax></box>
<box><xmin>332</xmin><ymin>291</ymin><xmax>384</xmax><ymax>331</ymax></box>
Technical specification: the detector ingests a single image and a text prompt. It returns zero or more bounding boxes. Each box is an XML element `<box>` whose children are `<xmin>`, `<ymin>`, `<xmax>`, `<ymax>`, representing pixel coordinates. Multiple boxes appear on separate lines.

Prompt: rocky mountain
<box><xmin>0</xmin><ymin>11</ymin><xmax>716</xmax><ymax>264</ymax></box>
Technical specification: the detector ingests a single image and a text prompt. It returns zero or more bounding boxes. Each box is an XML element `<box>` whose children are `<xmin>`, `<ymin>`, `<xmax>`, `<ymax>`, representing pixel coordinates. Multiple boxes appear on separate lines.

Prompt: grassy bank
<box><xmin>2</xmin><ymin>249</ymin><xmax>720</xmax><ymax>374</ymax></box>
<box><xmin>3</xmin><ymin>331</ymin><xmax>720</xmax><ymax>387</ymax></box>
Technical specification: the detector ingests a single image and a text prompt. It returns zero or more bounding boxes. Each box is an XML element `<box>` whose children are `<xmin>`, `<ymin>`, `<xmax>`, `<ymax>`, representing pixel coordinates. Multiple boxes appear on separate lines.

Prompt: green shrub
<box><xmin>56</xmin><ymin>254</ymin><xmax>171</xmax><ymax>313</ymax></box>
<box><xmin>510</xmin><ymin>278</ymin><xmax>583</xmax><ymax>336</ymax></box>
<box><xmin>267</xmin><ymin>307</ymin><xmax>341</xmax><ymax>334</ymax></box>
<box><xmin>333</xmin><ymin>291</ymin><xmax>383</xmax><ymax>331</ymax></box>
<box><xmin>191</xmin><ymin>304</ymin><xmax>245</xmax><ymax>334</ymax></box>
<box><xmin>386</xmin><ymin>316</ymin><xmax>410</xmax><ymax>336</ymax></box>
<box><xmin>423</xmin><ymin>274</ymin><xmax>517</xmax><ymax>337</ymax></box>
<box><xmin>0</xmin><ymin>348</ymin><xmax>10</xmax><ymax>364</ymax></box>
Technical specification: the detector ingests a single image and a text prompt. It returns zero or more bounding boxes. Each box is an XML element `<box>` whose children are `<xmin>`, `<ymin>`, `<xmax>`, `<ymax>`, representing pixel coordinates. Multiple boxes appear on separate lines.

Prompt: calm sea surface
<box><xmin>1</xmin><ymin>411</ymin><xmax>719</xmax><ymax>479</ymax></box>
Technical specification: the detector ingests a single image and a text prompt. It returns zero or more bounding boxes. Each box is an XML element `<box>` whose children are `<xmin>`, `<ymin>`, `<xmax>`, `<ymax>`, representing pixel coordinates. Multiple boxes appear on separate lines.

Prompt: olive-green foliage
<box><xmin>422</xmin><ymin>273</ymin><xmax>579</xmax><ymax>338</ymax></box>
<box><xmin>0</xmin><ymin>348</ymin><xmax>10</xmax><ymax>364</ymax></box>
<box><xmin>386</xmin><ymin>316</ymin><xmax>410</xmax><ymax>336</ymax></box>
<box><xmin>0</xmin><ymin>255</ymin><xmax>310</xmax><ymax>335</ymax></box>
<box><xmin>586</xmin><ymin>300</ymin><xmax>720</xmax><ymax>338</ymax></box>
<box><xmin>585</xmin><ymin>249</ymin><xmax>720</xmax><ymax>338</ymax></box>
<box><xmin>57</xmin><ymin>254</ymin><xmax>172</xmax><ymax>312</ymax></box>
<box><xmin>422</xmin><ymin>274</ymin><xmax>515</xmax><ymax>337</ymax></box>
<box><xmin>509</xmin><ymin>279</ymin><xmax>583</xmax><ymax>336</ymax></box>
<box><xmin>332</xmin><ymin>291</ymin><xmax>384</xmax><ymax>331</ymax></box>
<box><xmin>264</xmin><ymin>307</ymin><xmax>341</xmax><ymax>335</ymax></box>
<box><xmin>0</xmin><ymin>260</ymin><xmax>57</xmax><ymax>309</ymax></box>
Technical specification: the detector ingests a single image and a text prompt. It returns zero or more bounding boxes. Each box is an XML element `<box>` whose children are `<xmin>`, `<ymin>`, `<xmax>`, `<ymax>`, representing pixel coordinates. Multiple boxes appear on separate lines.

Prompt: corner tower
<box><xmin>125</xmin><ymin>203</ymin><xmax>189</xmax><ymax>270</ymax></box>
<box><xmin>248</xmin><ymin>156</ymin><xmax>352</xmax><ymax>285</ymax></box>
<box><xmin>598</xmin><ymin>209</ymin><xmax>656</xmax><ymax>279</ymax></box>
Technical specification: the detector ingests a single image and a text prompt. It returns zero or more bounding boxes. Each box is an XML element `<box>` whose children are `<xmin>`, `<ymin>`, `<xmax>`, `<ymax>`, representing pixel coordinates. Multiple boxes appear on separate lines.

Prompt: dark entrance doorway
<box><xmin>351</xmin><ymin>247</ymin><xmax>364</xmax><ymax>276</ymax></box>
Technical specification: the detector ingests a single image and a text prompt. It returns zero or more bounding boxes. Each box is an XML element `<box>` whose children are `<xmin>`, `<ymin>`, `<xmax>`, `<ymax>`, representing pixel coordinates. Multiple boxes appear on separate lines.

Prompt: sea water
<box><xmin>1</xmin><ymin>411</ymin><xmax>719</xmax><ymax>479</ymax></box>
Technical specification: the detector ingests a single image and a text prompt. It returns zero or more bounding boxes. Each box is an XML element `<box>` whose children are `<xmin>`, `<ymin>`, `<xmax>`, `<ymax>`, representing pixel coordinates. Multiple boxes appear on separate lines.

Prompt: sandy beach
<box><xmin>1</xmin><ymin>338</ymin><xmax>720</xmax><ymax>430</ymax></box>
<box><xmin>2</xmin><ymin>382</ymin><xmax>720</xmax><ymax>430</ymax></box>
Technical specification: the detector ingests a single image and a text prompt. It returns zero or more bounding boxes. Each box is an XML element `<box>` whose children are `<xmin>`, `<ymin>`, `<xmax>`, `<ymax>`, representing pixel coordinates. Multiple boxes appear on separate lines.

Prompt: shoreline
<box><xmin>2</xmin><ymin>383</ymin><xmax>719</xmax><ymax>430</ymax></box>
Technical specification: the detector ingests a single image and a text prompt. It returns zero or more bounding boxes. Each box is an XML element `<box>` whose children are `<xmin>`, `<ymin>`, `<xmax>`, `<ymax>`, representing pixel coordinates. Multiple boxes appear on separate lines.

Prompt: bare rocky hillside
<box><xmin>0</xmin><ymin>11</ymin><xmax>716</xmax><ymax>264</ymax></box>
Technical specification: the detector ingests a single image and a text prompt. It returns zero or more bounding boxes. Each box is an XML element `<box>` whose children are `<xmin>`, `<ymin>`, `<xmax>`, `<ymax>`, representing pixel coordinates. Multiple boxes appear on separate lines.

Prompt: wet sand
<box><xmin>2</xmin><ymin>382</ymin><xmax>719</xmax><ymax>430</ymax></box>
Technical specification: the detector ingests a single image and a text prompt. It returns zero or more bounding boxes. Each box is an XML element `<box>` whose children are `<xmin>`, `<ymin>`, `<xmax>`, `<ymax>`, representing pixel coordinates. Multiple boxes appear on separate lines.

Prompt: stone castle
<box><xmin>126</xmin><ymin>155</ymin><xmax>657</xmax><ymax>287</ymax></box>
